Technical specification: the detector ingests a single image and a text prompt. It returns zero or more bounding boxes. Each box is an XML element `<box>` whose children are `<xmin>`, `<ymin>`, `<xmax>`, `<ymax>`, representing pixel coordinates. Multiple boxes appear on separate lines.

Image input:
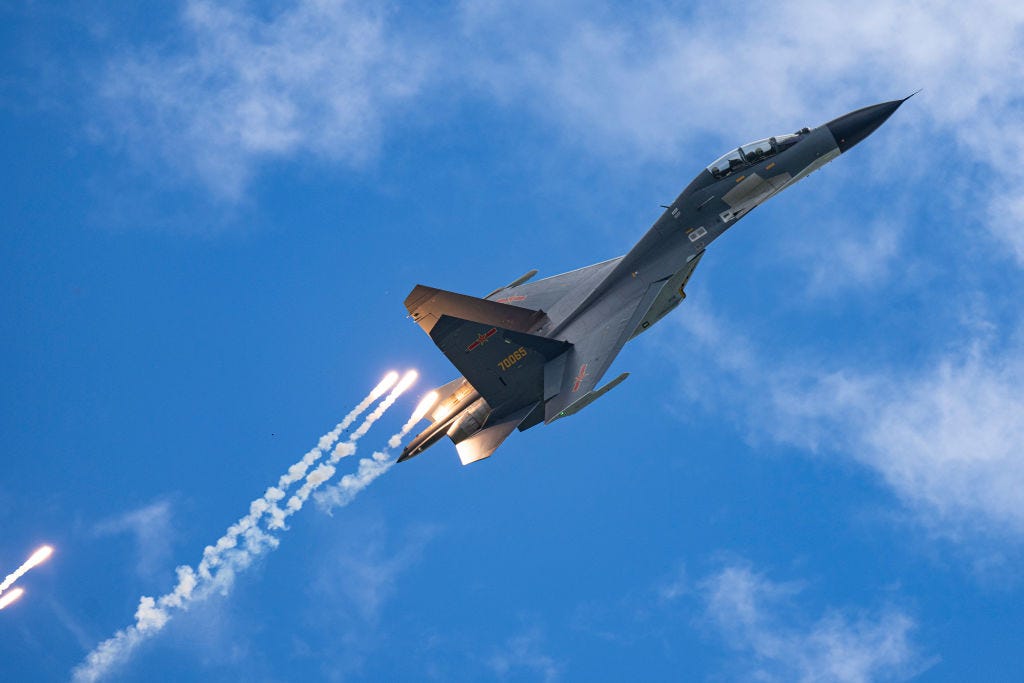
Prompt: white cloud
<box><xmin>462</xmin><ymin>1</ymin><xmax>1023</xmax><ymax>153</ymax></box>
<box><xmin>785</xmin><ymin>217</ymin><xmax>905</xmax><ymax>297</ymax></box>
<box><xmin>92</xmin><ymin>500</ymin><xmax>176</xmax><ymax>579</ymax></box>
<box><xmin>458</xmin><ymin>0</ymin><xmax>1024</xmax><ymax>264</ymax></box>
<box><xmin>698</xmin><ymin>561</ymin><xmax>930</xmax><ymax>683</ymax></box>
<box><xmin>47</xmin><ymin>597</ymin><xmax>96</xmax><ymax>652</ymax></box>
<box><xmin>861</xmin><ymin>349</ymin><xmax>1024</xmax><ymax>536</ymax></box>
<box><xmin>657</xmin><ymin>562</ymin><xmax>689</xmax><ymax>603</ymax></box>
<box><xmin>97</xmin><ymin>0</ymin><xmax>430</xmax><ymax>200</ymax></box>
<box><xmin>989</xmin><ymin>193</ymin><xmax>1024</xmax><ymax>265</ymax></box>
<box><xmin>488</xmin><ymin>627</ymin><xmax>561</xmax><ymax>683</ymax></box>
<box><xmin>666</xmin><ymin>302</ymin><xmax>1024</xmax><ymax>541</ymax></box>
<box><xmin>91</xmin><ymin>0</ymin><xmax>1024</xmax><ymax>270</ymax></box>
<box><xmin>312</xmin><ymin>519</ymin><xmax>435</xmax><ymax>625</ymax></box>
<box><xmin>295</xmin><ymin>518</ymin><xmax>436</xmax><ymax>680</ymax></box>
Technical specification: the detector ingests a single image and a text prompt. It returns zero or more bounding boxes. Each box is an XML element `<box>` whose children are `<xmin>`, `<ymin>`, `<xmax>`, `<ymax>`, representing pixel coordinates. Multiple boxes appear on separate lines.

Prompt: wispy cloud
<box><xmin>572</xmin><ymin>557</ymin><xmax>925</xmax><ymax>679</ymax></box>
<box><xmin>313</xmin><ymin>519</ymin><xmax>436</xmax><ymax>626</ymax></box>
<box><xmin>96</xmin><ymin>0</ymin><xmax>431</xmax><ymax>200</ymax></box>
<box><xmin>295</xmin><ymin>517</ymin><xmax>437</xmax><ymax>680</ymax></box>
<box><xmin>90</xmin><ymin>0</ymin><xmax>1024</xmax><ymax>273</ymax></box>
<box><xmin>785</xmin><ymin>217</ymin><xmax>906</xmax><ymax>298</ymax></box>
<box><xmin>461</xmin><ymin>1</ymin><xmax>1022</xmax><ymax>151</ymax></box>
<box><xmin>697</xmin><ymin>560</ymin><xmax>931</xmax><ymax>683</ymax></box>
<box><xmin>458</xmin><ymin>1</ymin><xmax>1024</xmax><ymax>264</ymax></box>
<box><xmin>861</xmin><ymin>348</ymin><xmax>1024</xmax><ymax>536</ymax></box>
<box><xmin>665</xmin><ymin>301</ymin><xmax>1024</xmax><ymax>543</ymax></box>
<box><xmin>91</xmin><ymin>500</ymin><xmax>176</xmax><ymax>580</ymax></box>
<box><xmin>488</xmin><ymin>627</ymin><xmax>561</xmax><ymax>683</ymax></box>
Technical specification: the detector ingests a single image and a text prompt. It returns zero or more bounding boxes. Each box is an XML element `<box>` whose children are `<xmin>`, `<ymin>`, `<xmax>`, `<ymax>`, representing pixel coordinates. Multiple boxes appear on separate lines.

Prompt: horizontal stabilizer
<box><xmin>456</xmin><ymin>404</ymin><xmax>535</xmax><ymax>465</ymax></box>
<box><xmin>406</xmin><ymin>285</ymin><xmax>547</xmax><ymax>336</ymax></box>
<box><xmin>549</xmin><ymin>373</ymin><xmax>629</xmax><ymax>422</ymax></box>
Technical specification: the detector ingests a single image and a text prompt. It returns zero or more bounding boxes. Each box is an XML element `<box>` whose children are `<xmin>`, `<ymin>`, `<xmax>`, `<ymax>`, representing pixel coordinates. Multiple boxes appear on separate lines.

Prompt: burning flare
<box><xmin>390</xmin><ymin>391</ymin><xmax>439</xmax><ymax>450</ymax></box>
<box><xmin>0</xmin><ymin>544</ymin><xmax>54</xmax><ymax>596</ymax></box>
<box><xmin>394</xmin><ymin>370</ymin><xmax>418</xmax><ymax>395</ymax></box>
<box><xmin>26</xmin><ymin>545</ymin><xmax>54</xmax><ymax>569</ymax></box>
<box><xmin>371</xmin><ymin>371</ymin><xmax>400</xmax><ymax>399</ymax></box>
<box><xmin>275</xmin><ymin>369</ymin><xmax>420</xmax><ymax>523</ymax></box>
<box><xmin>410</xmin><ymin>391</ymin><xmax>440</xmax><ymax>423</ymax></box>
<box><xmin>0</xmin><ymin>587</ymin><xmax>24</xmax><ymax>610</ymax></box>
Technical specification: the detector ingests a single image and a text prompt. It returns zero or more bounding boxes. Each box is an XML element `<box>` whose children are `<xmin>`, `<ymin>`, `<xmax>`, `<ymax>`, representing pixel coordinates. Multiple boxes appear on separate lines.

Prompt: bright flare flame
<box><xmin>0</xmin><ymin>587</ymin><xmax>24</xmax><ymax>610</ymax></box>
<box><xmin>26</xmin><ymin>545</ymin><xmax>54</xmax><ymax>570</ymax></box>
<box><xmin>410</xmin><ymin>391</ymin><xmax>440</xmax><ymax>423</ymax></box>
<box><xmin>394</xmin><ymin>370</ymin><xmax>418</xmax><ymax>395</ymax></box>
<box><xmin>0</xmin><ymin>544</ymin><xmax>55</xmax><ymax>596</ymax></box>
<box><xmin>370</xmin><ymin>371</ymin><xmax>400</xmax><ymax>400</ymax></box>
<box><xmin>338</xmin><ymin>369</ymin><xmax>418</xmax><ymax>449</ymax></box>
<box><xmin>390</xmin><ymin>391</ymin><xmax>441</xmax><ymax>450</ymax></box>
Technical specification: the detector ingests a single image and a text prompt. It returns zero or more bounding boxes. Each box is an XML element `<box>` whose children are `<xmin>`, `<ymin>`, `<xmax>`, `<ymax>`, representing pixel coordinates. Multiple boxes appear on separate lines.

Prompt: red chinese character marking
<box><xmin>466</xmin><ymin>327</ymin><xmax>497</xmax><ymax>352</ymax></box>
<box><xmin>496</xmin><ymin>295</ymin><xmax>526</xmax><ymax>303</ymax></box>
<box><xmin>572</xmin><ymin>364</ymin><xmax>588</xmax><ymax>392</ymax></box>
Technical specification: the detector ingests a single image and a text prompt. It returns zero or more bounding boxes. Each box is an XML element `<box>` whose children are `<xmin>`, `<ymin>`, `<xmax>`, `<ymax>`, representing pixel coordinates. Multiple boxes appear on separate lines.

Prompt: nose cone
<box><xmin>825</xmin><ymin>98</ymin><xmax>907</xmax><ymax>153</ymax></box>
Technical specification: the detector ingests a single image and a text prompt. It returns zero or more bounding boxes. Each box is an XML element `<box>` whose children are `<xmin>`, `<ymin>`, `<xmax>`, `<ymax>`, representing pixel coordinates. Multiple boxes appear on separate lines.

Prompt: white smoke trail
<box><xmin>314</xmin><ymin>391</ymin><xmax>437</xmax><ymax>513</ymax></box>
<box><xmin>313</xmin><ymin>450</ymin><xmax>397</xmax><ymax>513</ymax></box>
<box><xmin>274</xmin><ymin>371</ymin><xmax>398</xmax><ymax>490</ymax></box>
<box><xmin>73</xmin><ymin>372</ymin><xmax>414</xmax><ymax>683</ymax></box>
<box><xmin>0</xmin><ymin>545</ymin><xmax>54</xmax><ymax>597</ymax></box>
<box><xmin>271</xmin><ymin>372</ymin><xmax>420</xmax><ymax>528</ymax></box>
<box><xmin>0</xmin><ymin>587</ymin><xmax>25</xmax><ymax>610</ymax></box>
<box><xmin>182</xmin><ymin>371</ymin><xmax>403</xmax><ymax>590</ymax></box>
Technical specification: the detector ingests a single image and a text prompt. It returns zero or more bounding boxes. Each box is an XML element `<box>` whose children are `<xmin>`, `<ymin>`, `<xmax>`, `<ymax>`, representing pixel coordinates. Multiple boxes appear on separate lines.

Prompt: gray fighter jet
<box><xmin>399</xmin><ymin>97</ymin><xmax>909</xmax><ymax>465</ymax></box>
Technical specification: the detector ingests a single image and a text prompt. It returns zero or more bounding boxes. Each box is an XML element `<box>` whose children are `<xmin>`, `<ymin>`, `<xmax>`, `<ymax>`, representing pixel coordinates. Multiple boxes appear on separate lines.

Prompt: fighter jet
<box><xmin>399</xmin><ymin>97</ymin><xmax>909</xmax><ymax>465</ymax></box>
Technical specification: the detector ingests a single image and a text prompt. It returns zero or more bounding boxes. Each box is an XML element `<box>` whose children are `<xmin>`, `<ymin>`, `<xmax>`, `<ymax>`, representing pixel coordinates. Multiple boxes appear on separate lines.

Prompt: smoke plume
<box><xmin>315</xmin><ymin>390</ymin><xmax>436</xmax><ymax>513</ymax></box>
<box><xmin>72</xmin><ymin>372</ymin><xmax>416</xmax><ymax>683</ymax></box>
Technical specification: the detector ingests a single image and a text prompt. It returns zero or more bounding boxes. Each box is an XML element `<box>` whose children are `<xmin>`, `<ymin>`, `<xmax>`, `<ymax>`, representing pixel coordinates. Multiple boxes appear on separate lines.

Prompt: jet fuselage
<box><xmin>400</xmin><ymin>98</ymin><xmax>908</xmax><ymax>464</ymax></box>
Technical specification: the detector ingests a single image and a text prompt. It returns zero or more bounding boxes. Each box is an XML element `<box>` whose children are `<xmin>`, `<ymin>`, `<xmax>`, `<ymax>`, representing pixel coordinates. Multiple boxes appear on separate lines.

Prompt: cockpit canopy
<box><xmin>707</xmin><ymin>131</ymin><xmax>805</xmax><ymax>179</ymax></box>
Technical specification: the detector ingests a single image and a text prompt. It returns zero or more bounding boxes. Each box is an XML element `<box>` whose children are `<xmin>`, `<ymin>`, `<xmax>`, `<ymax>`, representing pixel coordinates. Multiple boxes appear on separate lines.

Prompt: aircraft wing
<box><xmin>486</xmin><ymin>256</ymin><xmax>624</xmax><ymax>321</ymax></box>
<box><xmin>543</xmin><ymin>275</ymin><xmax>667</xmax><ymax>422</ymax></box>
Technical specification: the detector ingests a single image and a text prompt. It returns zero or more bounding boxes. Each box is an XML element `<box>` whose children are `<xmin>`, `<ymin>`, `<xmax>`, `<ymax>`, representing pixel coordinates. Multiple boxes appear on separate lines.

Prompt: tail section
<box><xmin>428</xmin><ymin>314</ymin><xmax>569</xmax><ymax>417</ymax></box>
<box><xmin>403</xmin><ymin>283</ymin><xmax>577</xmax><ymax>464</ymax></box>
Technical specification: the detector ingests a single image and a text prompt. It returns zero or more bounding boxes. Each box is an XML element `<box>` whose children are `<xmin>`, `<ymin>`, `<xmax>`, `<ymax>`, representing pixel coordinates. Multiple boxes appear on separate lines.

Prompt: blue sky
<box><xmin>3</xmin><ymin>1</ymin><xmax>1024</xmax><ymax>680</ymax></box>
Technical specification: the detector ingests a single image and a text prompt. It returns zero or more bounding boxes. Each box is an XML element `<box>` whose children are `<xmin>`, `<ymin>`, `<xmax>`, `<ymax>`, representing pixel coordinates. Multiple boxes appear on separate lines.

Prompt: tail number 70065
<box><xmin>498</xmin><ymin>347</ymin><xmax>528</xmax><ymax>371</ymax></box>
